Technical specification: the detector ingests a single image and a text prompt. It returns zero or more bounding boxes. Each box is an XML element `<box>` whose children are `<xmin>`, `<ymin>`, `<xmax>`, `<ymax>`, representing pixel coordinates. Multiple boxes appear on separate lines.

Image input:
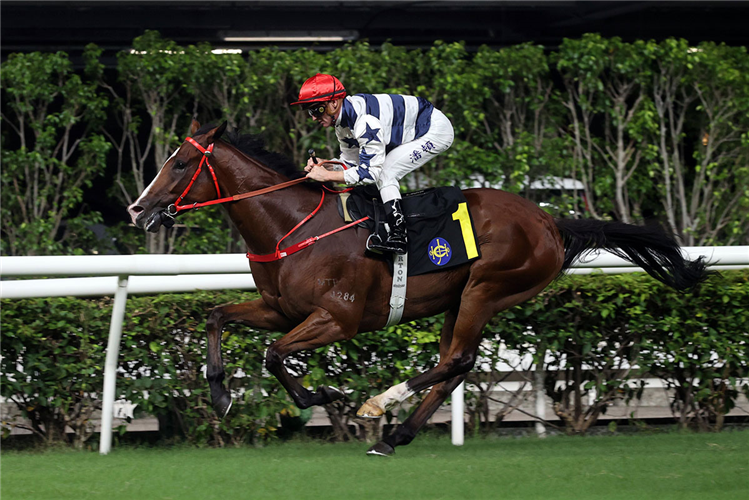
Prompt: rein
<box><xmin>246</xmin><ymin>188</ymin><xmax>369</xmax><ymax>262</ymax></box>
<box><xmin>168</xmin><ymin>137</ymin><xmax>369</xmax><ymax>262</ymax></box>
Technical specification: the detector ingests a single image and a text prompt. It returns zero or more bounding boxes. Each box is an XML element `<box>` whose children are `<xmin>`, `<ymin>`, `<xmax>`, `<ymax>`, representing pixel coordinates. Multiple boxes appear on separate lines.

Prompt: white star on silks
<box><xmin>361</xmin><ymin>123</ymin><xmax>381</xmax><ymax>144</ymax></box>
<box><xmin>342</xmin><ymin>137</ymin><xmax>359</xmax><ymax>148</ymax></box>
<box><xmin>359</xmin><ymin>147</ymin><xmax>376</xmax><ymax>167</ymax></box>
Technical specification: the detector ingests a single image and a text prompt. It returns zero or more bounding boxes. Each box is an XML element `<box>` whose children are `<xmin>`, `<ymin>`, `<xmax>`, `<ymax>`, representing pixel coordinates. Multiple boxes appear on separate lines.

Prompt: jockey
<box><xmin>291</xmin><ymin>73</ymin><xmax>455</xmax><ymax>254</ymax></box>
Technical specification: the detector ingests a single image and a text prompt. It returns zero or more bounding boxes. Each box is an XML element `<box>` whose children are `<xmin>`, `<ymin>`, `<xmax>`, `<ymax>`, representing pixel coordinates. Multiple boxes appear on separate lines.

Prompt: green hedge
<box><xmin>3</xmin><ymin>33</ymin><xmax>748</xmax><ymax>257</ymax></box>
<box><xmin>484</xmin><ymin>269</ymin><xmax>749</xmax><ymax>434</ymax></box>
<box><xmin>2</xmin><ymin>271</ymin><xmax>748</xmax><ymax>447</ymax></box>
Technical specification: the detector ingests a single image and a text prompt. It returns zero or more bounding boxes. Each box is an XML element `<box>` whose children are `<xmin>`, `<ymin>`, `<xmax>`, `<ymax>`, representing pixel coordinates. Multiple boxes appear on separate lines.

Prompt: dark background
<box><xmin>3</xmin><ymin>1</ymin><xmax>748</xmax><ymax>66</ymax></box>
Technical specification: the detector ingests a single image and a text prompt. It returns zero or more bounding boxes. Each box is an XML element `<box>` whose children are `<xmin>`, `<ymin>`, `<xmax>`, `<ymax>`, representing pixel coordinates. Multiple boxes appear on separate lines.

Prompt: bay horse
<box><xmin>127</xmin><ymin>120</ymin><xmax>707</xmax><ymax>455</ymax></box>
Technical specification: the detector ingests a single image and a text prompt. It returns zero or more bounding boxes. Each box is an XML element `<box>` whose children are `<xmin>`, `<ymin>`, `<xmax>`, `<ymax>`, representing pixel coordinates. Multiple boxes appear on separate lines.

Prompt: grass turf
<box><xmin>2</xmin><ymin>430</ymin><xmax>748</xmax><ymax>500</ymax></box>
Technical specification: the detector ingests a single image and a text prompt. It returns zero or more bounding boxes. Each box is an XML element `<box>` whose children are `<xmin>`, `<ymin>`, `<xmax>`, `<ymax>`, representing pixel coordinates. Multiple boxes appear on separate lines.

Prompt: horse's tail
<box><xmin>554</xmin><ymin>218</ymin><xmax>709</xmax><ymax>291</ymax></box>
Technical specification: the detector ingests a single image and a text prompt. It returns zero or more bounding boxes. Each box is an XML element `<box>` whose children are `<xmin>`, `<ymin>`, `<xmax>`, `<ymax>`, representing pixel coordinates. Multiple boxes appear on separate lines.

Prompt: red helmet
<box><xmin>290</xmin><ymin>73</ymin><xmax>346</xmax><ymax>106</ymax></box>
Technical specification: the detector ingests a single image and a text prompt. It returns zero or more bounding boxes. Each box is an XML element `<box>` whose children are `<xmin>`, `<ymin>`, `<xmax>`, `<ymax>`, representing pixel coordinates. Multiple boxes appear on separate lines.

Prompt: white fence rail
<box><xmin>1</xmin><ymin>274</ymin><xmax>256</xmax><ymax>299</ymax></box>
<box><xmin>2</xmin><ymin>246</ymin><xmax>748</xmax><ymax>453</ymax></box>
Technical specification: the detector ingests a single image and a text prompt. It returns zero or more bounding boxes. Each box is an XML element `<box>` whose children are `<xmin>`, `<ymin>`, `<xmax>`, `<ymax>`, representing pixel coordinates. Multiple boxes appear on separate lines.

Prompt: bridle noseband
<box><xmin>166</xmin><ymin>137</ymin><xmax>222</xmax><ymax>216</ymax></box>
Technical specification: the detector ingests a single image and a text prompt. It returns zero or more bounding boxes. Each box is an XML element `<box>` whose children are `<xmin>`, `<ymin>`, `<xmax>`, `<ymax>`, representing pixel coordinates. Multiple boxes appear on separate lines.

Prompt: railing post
<box><xmin>451</xmin><ymin>381</ymin><xmax>465</xmax><ymax>445</ymax></box>
<box><xmin>534</xmin><ymin>362</ymin><xmax>547</xmax><ymax>438</ymax></box>
<box><xmin>99</xmin><ymin>275</ymin><xmax>129</xmax><ymax>455</ymax></box>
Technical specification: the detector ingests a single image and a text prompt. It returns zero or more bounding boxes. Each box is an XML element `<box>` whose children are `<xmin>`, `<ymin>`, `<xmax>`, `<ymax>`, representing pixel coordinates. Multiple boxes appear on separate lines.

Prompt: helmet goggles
<box><xmin>305</xmin><ymin>102</ymin><xmax>328</xmax><ymax>118</ymax></box>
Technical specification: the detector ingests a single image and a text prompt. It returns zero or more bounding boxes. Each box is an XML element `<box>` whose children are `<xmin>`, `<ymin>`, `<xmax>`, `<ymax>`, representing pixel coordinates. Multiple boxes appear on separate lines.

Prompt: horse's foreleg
<box><xmin>206</xmin><ymin>299</ymin><xmax>294</xmax><ymax>417</ymax></box>
<box><xmin>265</xmin><ymin>307</ymin><xmax>355</xmax><ymax>409</ymax></box>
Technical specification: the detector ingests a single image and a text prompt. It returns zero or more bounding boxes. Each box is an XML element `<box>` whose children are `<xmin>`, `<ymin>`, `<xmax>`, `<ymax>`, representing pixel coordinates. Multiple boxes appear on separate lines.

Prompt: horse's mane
<box><xmin>195</xmin><ymin>123</ymin><xmax>305</xmax><ymax>180</ymax></box>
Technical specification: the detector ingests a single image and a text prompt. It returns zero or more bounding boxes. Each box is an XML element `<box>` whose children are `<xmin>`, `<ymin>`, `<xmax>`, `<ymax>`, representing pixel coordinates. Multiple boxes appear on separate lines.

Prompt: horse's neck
<box><xmin>227</xmin><ymin>186</ymin><xmax>323</xmax><ymax>255</ymax></box>
<box><xmin>217</xmin><ymin>147</ymin><xmax>321</xmax><ymax>255</ymax></box>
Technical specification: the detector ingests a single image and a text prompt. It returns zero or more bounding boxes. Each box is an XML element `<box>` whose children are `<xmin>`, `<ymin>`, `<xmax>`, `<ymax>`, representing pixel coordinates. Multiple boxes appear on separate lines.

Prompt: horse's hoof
<box><xmin>366</xmin><ymin>442</ymin><xmax>394</xmax><ymax>457</ymax></box>
<box><xmin>356</xmin><ymin>400</ymin><xmax>384</xmax><ymax>418</ymax></box>
<box><xmin>213</xmin><ymin>393</ymin><xmax>232</xmax><ymax>418</ymax></box>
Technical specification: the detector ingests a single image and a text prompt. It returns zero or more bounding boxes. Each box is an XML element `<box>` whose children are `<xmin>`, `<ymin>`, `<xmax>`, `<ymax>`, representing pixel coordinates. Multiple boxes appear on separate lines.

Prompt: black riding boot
<box><xmin>369</xmin><ymin>199</ymin><xmax>408</xmax><ymax>254</ymax></box>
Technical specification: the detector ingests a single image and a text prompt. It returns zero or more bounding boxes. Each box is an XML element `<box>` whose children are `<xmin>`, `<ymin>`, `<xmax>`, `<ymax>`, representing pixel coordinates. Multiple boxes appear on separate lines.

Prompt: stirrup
<box><xmin>366</xmin><ymin>233</ymin><xmax>385</xmax><ymax>254</ymax></box>
<box><xmin>368</xmin><ymin>234</ymin><xmax>408</xmax><ymax>255</ymax></box>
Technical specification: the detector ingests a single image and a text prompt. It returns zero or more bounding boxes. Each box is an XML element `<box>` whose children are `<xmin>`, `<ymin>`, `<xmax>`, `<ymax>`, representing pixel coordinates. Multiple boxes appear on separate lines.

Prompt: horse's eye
<box><xmin>174</xmin><ymin>160</ymin><xmax>186</xmax><ymax>170</ymax></box>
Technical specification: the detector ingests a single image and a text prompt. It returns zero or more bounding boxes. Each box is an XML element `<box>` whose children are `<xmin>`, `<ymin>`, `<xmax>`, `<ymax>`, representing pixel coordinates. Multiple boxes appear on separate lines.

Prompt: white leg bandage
<box><xmin>375</xmin><ymin>381</ymin><xmax>415</xmax><ymax>410</ymax></box>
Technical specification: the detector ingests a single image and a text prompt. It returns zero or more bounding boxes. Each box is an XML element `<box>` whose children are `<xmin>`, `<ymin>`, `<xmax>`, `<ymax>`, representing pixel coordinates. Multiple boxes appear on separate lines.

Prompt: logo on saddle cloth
<box><xmin>338</xmin><ymin>186</ymin><xmax>481</xmax><ymax>277</ymax></box>
<box><xmin>428</xmin><ymin>238</ymin><xmax>452</xmax><ymax>266</ymax></box>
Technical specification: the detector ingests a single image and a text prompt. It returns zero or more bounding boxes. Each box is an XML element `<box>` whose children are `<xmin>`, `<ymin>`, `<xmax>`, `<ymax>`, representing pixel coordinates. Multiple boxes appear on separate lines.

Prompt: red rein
<box><xmin>172</xmin><ymin>137</ymin><xmax>369</xmax><ymax>262</ymax></box>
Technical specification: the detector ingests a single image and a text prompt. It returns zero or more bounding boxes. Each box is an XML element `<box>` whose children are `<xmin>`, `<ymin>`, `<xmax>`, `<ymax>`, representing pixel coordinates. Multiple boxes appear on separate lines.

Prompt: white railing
<box><xmin>2</xmin><ymin>246</ymin><xmax>748</xmax><ymax>453</ymax></box>
<box><xmin>1</xmin><ymin>254</ymin><xmax>257</xmax><ymax>455</ymax></box>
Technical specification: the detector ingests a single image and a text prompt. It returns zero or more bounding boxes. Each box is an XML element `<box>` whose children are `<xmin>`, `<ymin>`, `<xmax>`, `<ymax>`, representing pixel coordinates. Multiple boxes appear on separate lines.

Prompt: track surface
<box><xmin>2</xmin><ymin>431</ymin><xmax>748</xmax><ymax>500</ymax></box>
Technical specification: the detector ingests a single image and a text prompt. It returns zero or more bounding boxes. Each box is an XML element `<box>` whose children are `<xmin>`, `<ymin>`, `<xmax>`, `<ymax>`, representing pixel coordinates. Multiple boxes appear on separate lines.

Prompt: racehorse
<box><xmin>128</xmin><ymin>120</ymin><xmax>708</xmax><ymax>455</ymax></box>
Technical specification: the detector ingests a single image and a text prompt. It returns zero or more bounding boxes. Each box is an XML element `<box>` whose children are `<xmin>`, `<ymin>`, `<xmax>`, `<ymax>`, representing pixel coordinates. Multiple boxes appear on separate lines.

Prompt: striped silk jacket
<box><xmin>334</xmin><ymin>93</ymin><xmax>435</xmax><ymax>186</ymax></box>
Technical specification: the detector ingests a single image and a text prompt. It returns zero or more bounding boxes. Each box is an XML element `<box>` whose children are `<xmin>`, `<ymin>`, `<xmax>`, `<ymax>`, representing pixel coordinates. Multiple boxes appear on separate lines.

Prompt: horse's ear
<box><xmin>213</xmin><ymin>121</ymin><xmax>228</xmax><ymax>141</ymax></box>
<box><xmin>190</xmin><ymin>119</ymin><xmax>200</xmax><ymax>136</ymax></box>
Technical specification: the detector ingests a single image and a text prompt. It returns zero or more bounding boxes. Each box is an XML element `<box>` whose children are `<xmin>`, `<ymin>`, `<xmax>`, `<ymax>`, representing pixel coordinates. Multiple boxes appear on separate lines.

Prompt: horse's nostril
<box><xmin>127</xmin><ymin>204</ymin><xmax>147</xmax><ymax>226</ymax></box>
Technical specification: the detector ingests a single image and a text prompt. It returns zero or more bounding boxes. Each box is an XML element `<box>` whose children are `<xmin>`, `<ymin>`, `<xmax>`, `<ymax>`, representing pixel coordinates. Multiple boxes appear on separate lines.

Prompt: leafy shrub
<box><xmin>2</xmin><ymin>271</ymin><xmax>747</xmax><ymax>447</ymax></box>
<box><xmin>1</xmin><ymin>297</ymin><xmax>109</xmax><ymax>447</ymax></box>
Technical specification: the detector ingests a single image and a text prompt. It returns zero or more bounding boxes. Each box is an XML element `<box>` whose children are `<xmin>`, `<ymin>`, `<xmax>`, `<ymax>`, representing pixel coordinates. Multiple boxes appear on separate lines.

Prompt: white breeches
<box><xmin>378</xmin><ymin>109</ymin><xmax>455</xmax><ymax>203</ymax></box>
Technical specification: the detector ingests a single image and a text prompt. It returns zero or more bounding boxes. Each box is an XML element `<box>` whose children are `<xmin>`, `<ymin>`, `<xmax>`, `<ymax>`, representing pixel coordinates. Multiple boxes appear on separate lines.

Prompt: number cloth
<box><xmin>340</xmin><ymin>186</ymin><xmax>481</xmax><ymax>276</ymax></box>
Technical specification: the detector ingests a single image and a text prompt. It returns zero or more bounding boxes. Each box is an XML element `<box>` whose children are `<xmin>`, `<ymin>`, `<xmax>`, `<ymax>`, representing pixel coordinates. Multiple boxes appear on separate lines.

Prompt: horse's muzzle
<box><xmin>144</xmin><ymin>211</ymin><xmax>175</xmax><ymax>233</ymax></box>
<box><xmin>128</xmin><ymin>203</ymin><xmax>175</xmax><ymax>232</ymax></box>
<box><xmin>127</xmin><ymin>203</ymin><xmax>147</xmax><ymax>228</ymax></box>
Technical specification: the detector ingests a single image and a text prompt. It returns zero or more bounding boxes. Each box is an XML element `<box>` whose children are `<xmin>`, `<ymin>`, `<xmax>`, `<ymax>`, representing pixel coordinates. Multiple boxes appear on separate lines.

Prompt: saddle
<box><xmin>337</xmin><ymin>185</ymin><xmax>481</xmax><ymax>277</ymax></box>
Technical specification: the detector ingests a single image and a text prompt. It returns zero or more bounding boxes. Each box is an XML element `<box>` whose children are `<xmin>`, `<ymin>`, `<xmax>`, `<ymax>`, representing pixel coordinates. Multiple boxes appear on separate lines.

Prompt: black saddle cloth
<box><xmin>337</xmin><ymin>185</ymin><xmax>481</xmax><ymax>276</ymax></box>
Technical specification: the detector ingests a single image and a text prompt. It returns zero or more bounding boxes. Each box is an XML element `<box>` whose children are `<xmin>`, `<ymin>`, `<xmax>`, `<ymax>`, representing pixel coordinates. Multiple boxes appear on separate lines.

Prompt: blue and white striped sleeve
<box><xmin>342</xmin><ymin>114</ymin><xmax>386</xmax><ymax>186</ymax></box>
<box><xmin>332</xmin><ymin>122</ymin><xmax>358</xmax><ymax>170</ymax></box>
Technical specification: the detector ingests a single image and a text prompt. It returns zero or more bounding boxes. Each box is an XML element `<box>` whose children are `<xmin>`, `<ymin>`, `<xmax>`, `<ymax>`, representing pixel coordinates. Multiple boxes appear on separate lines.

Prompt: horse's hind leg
<box><xmin>356</xmin><ymin>294</ymin><xmax>492</xmax><ymax>420</ymax></box>
<box><xmin>358</xmin><ymin>307</ymin><xmax>459</xmax><ymax>418</ymax></box>
<box><xmin>206</xmin><ymin>299</ymin><xmax>294</xmax><ymax>417</ymax></box>
<box><xmin>366</xmin><ymin>309</ymin><xmax>466</xmax><ymax>456</ymax></box>
<box><xmin>362</xmin><ymin>279</ymin><xmax>553</xmax><ymax>454</ymax></box>
<box><xmin>405</xmin><ymin>279</ymin><xmax>552</xmax><ymax>398</ymax></box>
<box><xmin>368</xmin><ymin>375</ymin><xmax>466</xmax><ymax>456</ymax></box>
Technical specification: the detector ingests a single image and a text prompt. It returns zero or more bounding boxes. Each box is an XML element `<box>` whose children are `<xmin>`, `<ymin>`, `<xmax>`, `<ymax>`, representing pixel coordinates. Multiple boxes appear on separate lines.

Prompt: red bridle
<box><xmin>167</xmin><ymin>137</ymin><xmax>221</xmax><ymax>215</ymax></box>
<box><xmin>164</xmin><ymin>136</ymin><xmax>369</xmax><ymax>262</ymax></box>
<box><xmin>167</xmin><ymin>137</ymin><xmax>307</xmax><ymax>215</ymax></box>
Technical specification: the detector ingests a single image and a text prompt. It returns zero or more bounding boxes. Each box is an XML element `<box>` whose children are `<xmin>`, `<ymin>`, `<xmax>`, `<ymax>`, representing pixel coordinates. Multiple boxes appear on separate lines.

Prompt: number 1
<box><xmin>452</xmin><ymin>202</ymin><xmax>478</xmax><ymax>259</ymax></box>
